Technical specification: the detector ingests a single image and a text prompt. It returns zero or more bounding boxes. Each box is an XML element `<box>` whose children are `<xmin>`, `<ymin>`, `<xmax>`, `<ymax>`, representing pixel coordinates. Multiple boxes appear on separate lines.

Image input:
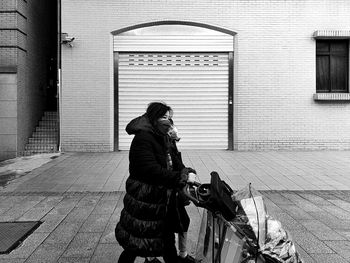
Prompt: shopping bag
<box><xmin>195</xmin><ymin>210</ymin><xmax>245</xmax><ymax>263</ymax></box>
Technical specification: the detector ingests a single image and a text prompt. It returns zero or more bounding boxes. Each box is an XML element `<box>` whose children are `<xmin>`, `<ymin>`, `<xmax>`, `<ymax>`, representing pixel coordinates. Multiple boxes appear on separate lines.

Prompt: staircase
<box><xmin>22</xmin><ymin>111</ymin><xmax>59</xmax><ymax>156</ymax></box>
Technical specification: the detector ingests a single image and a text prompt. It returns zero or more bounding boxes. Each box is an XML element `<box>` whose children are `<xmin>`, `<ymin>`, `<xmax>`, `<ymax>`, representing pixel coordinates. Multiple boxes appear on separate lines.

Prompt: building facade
<box><xmin>59</xmin><ymin>0</ymin><xmax>350</xmax><ymax>152</ymax></box>
<box><xmin>0</xmin><ymin>0</ymin><xmax>57</xmax><ymax>161</ymax></box>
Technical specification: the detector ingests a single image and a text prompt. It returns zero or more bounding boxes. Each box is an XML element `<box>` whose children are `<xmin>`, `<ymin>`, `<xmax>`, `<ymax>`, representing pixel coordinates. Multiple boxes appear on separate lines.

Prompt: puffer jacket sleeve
<box><xmin>170</xmin><ymin>141</ymin><xmax>185</xmax><ymax>171</ymax></box>
<box><xmin>129</xmin><ymin>132</ymin><xmax>182</xmax><ymax>188</ymax></box>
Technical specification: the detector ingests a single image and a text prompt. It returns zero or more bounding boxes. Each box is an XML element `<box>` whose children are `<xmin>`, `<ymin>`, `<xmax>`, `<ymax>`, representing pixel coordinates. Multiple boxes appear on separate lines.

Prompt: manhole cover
<box><xmin>0</xmin><ymin>221</ymin><xmax>41</xmax><ymax>254</ymax></box>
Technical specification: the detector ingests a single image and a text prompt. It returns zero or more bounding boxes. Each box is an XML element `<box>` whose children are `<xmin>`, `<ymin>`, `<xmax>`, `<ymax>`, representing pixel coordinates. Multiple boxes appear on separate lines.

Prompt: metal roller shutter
<box><xmin>118</xmin><ymin>52</ymin><xmax>228</xmax><ymax>150</ymax></box>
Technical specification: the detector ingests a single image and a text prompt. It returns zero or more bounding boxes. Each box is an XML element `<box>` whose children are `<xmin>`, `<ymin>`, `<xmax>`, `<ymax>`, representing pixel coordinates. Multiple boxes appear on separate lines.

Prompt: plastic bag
<box><xmin>261</xmin><ymin>217</ymin><xmax>303</xmax><ymax>263</ymax></box>
<box><xmin>231</xmin><ymin>184</ymin><xmax>267</xmax><ymax>248</ymax></box>
<box><xmin>231</xmin><ymin>184</ymin><xmax>303</xmax><ymax>263</ymax></box>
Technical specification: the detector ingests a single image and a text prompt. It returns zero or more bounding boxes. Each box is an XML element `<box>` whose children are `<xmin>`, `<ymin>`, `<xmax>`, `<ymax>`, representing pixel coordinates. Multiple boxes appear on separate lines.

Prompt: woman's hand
<box><xmin>187</xmin><ymin>172</ymin><xmax>197</xmax><ymax>183</ymax></box>
<box><xmin>179</xmin><ymin>167</ymin><xmax>196</xmax><ymax>186</ymax></box>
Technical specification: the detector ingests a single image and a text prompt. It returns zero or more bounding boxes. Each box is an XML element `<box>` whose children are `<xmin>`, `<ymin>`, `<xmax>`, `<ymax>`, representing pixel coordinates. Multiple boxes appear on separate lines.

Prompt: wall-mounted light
<box><xmin>61</xmin><ymin>33</ymin><xmax>75</xmax><ymax>47</ymax></box>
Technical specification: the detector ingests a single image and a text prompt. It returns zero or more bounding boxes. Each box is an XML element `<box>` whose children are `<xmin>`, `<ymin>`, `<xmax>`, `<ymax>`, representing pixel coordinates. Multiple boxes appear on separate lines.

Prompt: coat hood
<box><xmin>125</xmin><ymin>114</ymin><xmax>154</xmax><ymax>135</ymax></box>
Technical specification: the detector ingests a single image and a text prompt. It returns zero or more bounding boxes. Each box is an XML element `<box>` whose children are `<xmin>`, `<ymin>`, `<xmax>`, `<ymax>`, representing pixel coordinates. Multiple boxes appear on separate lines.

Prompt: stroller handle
<box><xmin>181</xmin><ymin>181</ymin><xmax>202</xmax><ymax>206</ymax></box>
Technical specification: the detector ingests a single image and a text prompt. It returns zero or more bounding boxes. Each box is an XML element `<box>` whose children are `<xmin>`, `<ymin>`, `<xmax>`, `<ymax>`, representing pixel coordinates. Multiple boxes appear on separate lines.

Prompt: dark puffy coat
<box><xmin>115</xmin><ymin>115</ymin><xmax>187</xmax><ymax>257</ymax></box>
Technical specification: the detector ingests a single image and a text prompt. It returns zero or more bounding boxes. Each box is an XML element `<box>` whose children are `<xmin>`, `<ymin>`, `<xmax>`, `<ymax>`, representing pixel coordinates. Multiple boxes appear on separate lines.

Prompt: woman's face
<box><xmin>158</xmin><ymin>111</ymin><xmax>171</xmax><ymax>122</ymax></box>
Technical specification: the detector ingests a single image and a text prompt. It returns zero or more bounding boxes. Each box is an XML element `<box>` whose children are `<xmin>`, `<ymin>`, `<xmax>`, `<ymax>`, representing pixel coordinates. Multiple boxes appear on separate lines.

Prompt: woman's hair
<box><xmin>146</xmin><ymin>102</ymin><xmax>173</xmax><ymax>125</ymax></box>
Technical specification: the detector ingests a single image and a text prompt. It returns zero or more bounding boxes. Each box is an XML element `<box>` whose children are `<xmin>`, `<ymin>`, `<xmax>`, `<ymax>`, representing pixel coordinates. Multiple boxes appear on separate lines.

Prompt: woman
<box><xmin>115</xmin><ymin>102</ymin><xmax>196</xmax><ymax>263</ymax></box>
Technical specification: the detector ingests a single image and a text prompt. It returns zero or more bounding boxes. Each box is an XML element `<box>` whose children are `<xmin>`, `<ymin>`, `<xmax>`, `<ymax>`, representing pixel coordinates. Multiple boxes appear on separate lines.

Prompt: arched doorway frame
<box><xmin>112</xmin><ymin>21</ymin><xmax>236</xmax><ymax>150</ymax></box>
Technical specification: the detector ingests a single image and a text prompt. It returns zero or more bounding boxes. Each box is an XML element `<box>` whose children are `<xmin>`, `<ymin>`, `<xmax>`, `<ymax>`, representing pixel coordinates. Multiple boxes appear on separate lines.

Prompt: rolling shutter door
<box><xmin>118</xmin><ymin>52</ymin><xmax>228</xmax><ymax>150</ymax></box>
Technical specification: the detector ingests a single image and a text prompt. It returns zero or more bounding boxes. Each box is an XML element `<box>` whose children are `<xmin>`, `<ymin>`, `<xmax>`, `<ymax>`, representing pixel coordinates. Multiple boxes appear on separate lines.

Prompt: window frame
<box><xmin>316</xmin><ymin>39</ymin><xmax>349</xmax><ymax>93</ymax></box>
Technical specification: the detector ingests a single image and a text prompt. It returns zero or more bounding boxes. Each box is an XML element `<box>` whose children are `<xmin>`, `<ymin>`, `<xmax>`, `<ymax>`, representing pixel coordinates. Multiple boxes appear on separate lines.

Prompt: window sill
<box><xmin>313</xmin><ymin>93</ymin><xmax>350</xmax><ymax>101</ymax></box>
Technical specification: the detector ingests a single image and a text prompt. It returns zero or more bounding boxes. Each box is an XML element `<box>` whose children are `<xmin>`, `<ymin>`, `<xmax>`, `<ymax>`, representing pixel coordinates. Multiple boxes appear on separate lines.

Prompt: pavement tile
<box><xmin>18</xmin><ymin>196</ymin><xmax>60</xmax><ymax>221</ymax></box>
<box><xmin>309</xmin><ymin>253</ymin><xmax>349</xmax><ymax>263</ymax></box>
<box><xmin>91</xmin><ymin>199</ymin><xmax>118</xmax><ymax>215</ymax></box>
<box><xmin>75</xmin><ymin>194</ymin><xmax>102</xmax><ymax>207</ymax></box>
<box><xmin>269</xmin><ymin>212</ymin><xmax>307</xmax><ymax>231</ymax></box>
<box><xmin>291</xmin><ymin>230</ymin><xmax>334</xmax><ymax>254</ymax></box>
<box><xmin>325</xmin><ymin>241</ymin><xmax>350</xmax><ymax>260</ymax></box>
<box><xmin>328</xmin><ymin>199</ymin><xmax>350</xmax><ymax>211</ymax></box>
<box><xmin>101</xmin><ymin>192</ymin><xmax>122</xmax><ymax>201</ymax></box>
<box><xmin>24</xmin><ymin>242</ymin><xmax>67</xmax><ymax>263</ymax></box>
<box><xmin>309</xmin><ymin>211</ymin><xmax>350</xmax><ymax>230</ymax></box>
<box><xmin>60</xmin><ymin>232</ymin><xmax>101</xmax><ymax>258</ymax></box>
<box><xmin>58</xmin><ymin>257</ymin><xmax>90</xmax><ymax>263</ymax></box>
<box><xmin>296</xmin><ymin>219</ymin><xmax>348</xmax><ymax>241</ymax></box>
<box><xmin>0</xmin><ymin>259</ymin><xmax>25</xmax><ymax>263</ymax></box>
<box><xmin>44</xmin><ymin>221</ymin><xmax>82</xmax><ymax>244</ymax></box>
<box><xmin>298</xmin><ymin>192</ymin><xmax>333</xmax><ymax>206</ymax></box>
<box><xmin>0</xmin><ymin>196</ymin><xmax>27</xmax><ymax>216</ymax></box>
<box><xmin>311</xmin><ymin>230</ymin><xmax>348</xmax><ymax>241</ymax></box>
<box><xmin>333</xmin><ymin>191</ymin><xmax>350</xmax><ymax>202</ymax></box>
<box><xmin>35</xmin><ymin>213</ymin><xmax>67</xmax><ymax>233</ymax></box>
<box><xmin>99</xmin><ymin>197</ymin><xmax>124</xmax><ymax>244</ymax></box>
<box><xmin>336</xmin><ymin>231</ymin><xmax>350</xmax><ymax>240</ymax></box>
<box><xmin>281</xmin><ymin>193</ymin><xmax>323</xmax><ymax>212</ymax></box>
<box><xmin>89</xmin><ymin>243</ymin><xmax>120</xmax><ymax>263</ymax></box>
<box><xmin>294</xmin><ymin>244</ymin><xmax>316</xmax><ymax>263</ymax></box>
<box><xmin>64</xmin><ymin>206</ymin><xmax>95</xmax><ymax>223</ymax></box>
<box><xmin>78</xmin><ymin>213</ymin><xmax>110</xmax><ymax>233</ymax></box>
<box><xmin>278</xmin><ymin>204</ymin><xmax>314</xmax><ymax>220</ymax></box>
<box><xmin>51</xmin><ymin>196</ymin><xmax>84</xmax><ymax>215</ymax></box>
<box><xmin>261</xmin><ymin>196</ymin><xmax>284</xmax><ymax>214</ymax></box>
<box><xmin>319</xmin><ymin>205</ymin><xmax>350</xmax><ymax>220</ymax></box>
<box><xmin>299</xmin><ymin>219</ymin><xmax>334</xmax><ymax>232</ymax></box>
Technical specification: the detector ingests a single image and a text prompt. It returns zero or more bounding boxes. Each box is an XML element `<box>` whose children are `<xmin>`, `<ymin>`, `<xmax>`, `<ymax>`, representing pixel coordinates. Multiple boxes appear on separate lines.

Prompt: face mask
<box><xmin>168</xmin><ymin>124</ymin><xmax>181</xmax><ymax>141</ymax></box>
<box><xmin>155</xmin><ymin>119</ymin><xmax>171</xmax><ymax>135</ymax></box>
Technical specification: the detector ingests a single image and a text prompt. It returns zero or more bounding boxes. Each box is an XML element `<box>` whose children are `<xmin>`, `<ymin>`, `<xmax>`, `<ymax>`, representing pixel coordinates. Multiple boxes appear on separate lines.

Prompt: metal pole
<box><xmin>57</xmin><ymin>0</ymin><xmax>62</xmax><ymax>151</ymax></box>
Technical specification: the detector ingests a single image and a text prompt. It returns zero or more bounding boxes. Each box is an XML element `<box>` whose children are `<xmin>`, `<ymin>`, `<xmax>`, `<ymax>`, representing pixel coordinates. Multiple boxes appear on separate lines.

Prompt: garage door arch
<box><xmin>113</xmin><ymin>21</ymin><xmax>235</xmax><ymax>150</ymax></box>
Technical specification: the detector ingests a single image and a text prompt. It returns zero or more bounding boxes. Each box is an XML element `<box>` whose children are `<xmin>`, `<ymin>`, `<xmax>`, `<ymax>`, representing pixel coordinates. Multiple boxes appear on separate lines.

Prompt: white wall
<box><xmin>61</xmin><ymin>0</ymin><xmax>350</xmax><ymax>151</ymax></box>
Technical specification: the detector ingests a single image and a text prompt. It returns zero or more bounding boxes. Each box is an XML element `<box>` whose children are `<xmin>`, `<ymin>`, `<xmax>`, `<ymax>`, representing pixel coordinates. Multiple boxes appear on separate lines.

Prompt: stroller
<box><xmin>183</xmin><ymin>171</ymin><xmax>303</xmax><ymax>263</ymax></box>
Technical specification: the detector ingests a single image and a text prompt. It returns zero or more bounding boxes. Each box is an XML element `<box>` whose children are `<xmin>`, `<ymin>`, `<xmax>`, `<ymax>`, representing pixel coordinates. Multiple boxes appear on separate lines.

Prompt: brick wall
<box><xmin>61</xmin><ymin>0</ymin><xmax>350</xmax><ymax>151</ymax></box>
<box><xmin>0</xmin><ymin>0</ymin><xmax>56</xmax><ymax>160</ymax></box>
<box><xmin>0</xmin><ymin>73</ymin><xmax>17</xmax><ymax>161</ymax></box>
<box><xmin>17</xmin><ymin>0</ymin><xmax>54</xmax><ymax>152</ymax></box>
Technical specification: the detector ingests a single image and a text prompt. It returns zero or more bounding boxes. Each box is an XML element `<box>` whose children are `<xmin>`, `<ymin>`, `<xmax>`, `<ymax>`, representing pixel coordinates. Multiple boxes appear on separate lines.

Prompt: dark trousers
<box><xmin>118</xmin><ymin>250</ymin><xmax>136</xmax><ymax>263</ymax></box>
<box><xmin>118</xmin><ymin>232</ymin><xmax>178</xmax><ymax>263</ymax></box>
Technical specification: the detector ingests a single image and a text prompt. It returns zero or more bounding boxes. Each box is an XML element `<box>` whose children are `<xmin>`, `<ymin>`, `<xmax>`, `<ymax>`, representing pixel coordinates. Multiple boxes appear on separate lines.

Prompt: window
<box><xmin>316</xmin><ymin>40</ymin><xmax>349</xmax><ymax>93</ymax></box>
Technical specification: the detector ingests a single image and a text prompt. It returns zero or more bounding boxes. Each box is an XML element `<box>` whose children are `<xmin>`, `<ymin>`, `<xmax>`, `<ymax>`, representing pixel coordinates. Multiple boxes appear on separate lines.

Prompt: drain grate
<box><xmin>0</xmin><ymin>221</ymin><xmax>41</xmax><ymax>254</ymax></box>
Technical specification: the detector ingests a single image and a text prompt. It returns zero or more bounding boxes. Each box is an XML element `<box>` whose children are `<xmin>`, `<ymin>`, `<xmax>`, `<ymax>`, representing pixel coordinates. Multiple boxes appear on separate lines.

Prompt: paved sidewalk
<box><xmin>0</xmin><ymin>150</ymin><xmax>350</xmax><ymax>262</ymax></box>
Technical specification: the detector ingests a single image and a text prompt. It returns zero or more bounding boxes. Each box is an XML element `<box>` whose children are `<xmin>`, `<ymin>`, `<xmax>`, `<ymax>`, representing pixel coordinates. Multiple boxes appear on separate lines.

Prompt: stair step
<box><xmin>31</xmin><ymin>132</ymin><xmax>58</xmax><ymax>139</ymax></box>
<box><xmin>36</xmin><ymin>127</ymin><xmax>58</xmax><ymax>132</ymax></box>
<box><xmin>41</xmin><ymin>116</ymin><xmax>58</xmax><ymax>123</ymax></box>
<box><xmin>44</xmin><ymin>111</ymin><xmax>58</xmax><ymax>116</ymax></box>
<box><xmin>38</xmin><ymin>121</ymin><xmax>58</xmax><ymax>127</ymax></box>
<box><xmin>19</xmin><ymin>149</ymin><xmax>59</xmax><ymax>156</ymax></box>
<box><xmin>29</xmin><ymin>138</ymin><xmax>57</xmax><ymax>144</ymax></box>
<box><xmin>25</xmin><ymin>144</ymin><xmax>58</xmax><ymax>151</ymax></box>
<box><xmin>24</xmin><ymin>111</ymin><xmax>59</xmax><ymax>157</ymax></box>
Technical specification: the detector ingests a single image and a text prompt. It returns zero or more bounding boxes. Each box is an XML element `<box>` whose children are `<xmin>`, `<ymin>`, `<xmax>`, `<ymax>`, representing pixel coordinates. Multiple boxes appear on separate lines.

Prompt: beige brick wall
<box><xmin>61</xmin><ymin>0</ymin><xmax>350</xmax><ymax>151</ymax></box>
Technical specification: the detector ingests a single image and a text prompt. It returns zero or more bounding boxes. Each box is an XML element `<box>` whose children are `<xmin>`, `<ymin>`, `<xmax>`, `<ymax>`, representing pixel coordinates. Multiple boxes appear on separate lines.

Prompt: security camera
<box><xmin>63</xmin><ymin>36</ymin><xmax>75</xmax><ymax>42</ymax></box>
<box><xmin>61</xmin><ymin>33</ymin><xmax>75</xmax><ymax>47</ymax></box>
